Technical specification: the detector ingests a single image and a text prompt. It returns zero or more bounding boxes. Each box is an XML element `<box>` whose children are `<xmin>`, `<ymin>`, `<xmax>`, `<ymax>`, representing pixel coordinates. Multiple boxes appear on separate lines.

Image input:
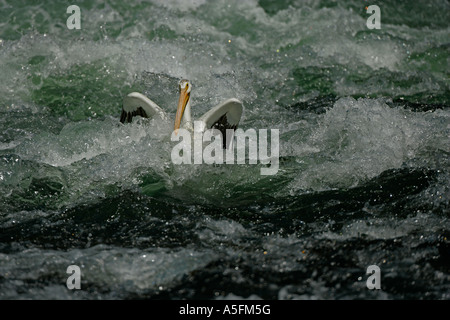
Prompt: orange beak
<box><xmin>174</xmin><ymin>86</ymin><xmax>190</xmax><ymax>134</ymax></box>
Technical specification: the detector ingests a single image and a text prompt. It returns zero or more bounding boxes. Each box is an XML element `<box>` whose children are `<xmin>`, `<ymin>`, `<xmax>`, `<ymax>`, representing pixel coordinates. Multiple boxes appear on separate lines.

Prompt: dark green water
<box><xmin>0</xmin><ymin>0</ymin><xmax>449</xmax><ymax>299</ymax></box>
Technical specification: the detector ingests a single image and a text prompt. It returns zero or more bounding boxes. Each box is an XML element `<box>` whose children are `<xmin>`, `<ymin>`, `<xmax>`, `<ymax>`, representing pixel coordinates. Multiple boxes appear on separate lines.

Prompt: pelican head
<box><xmin>174</xmin><ymin>79</ymin><xmax>192</xmax><ymax>132</ymax></box>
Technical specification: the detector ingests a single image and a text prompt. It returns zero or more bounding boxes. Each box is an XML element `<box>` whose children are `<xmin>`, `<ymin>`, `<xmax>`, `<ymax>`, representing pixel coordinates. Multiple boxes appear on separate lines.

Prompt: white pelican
<box><xmin>120</xmin><ymin>79</ymin><xmax>243</xmax><ymax>148</ymax></box>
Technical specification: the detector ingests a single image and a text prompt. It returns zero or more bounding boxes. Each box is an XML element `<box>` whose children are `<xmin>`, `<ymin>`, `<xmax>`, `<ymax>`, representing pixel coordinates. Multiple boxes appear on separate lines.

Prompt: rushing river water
<box><xmin>0</xmin><ymin>0</ymin><xmax>449</xmax><ymax>299</ymax></box>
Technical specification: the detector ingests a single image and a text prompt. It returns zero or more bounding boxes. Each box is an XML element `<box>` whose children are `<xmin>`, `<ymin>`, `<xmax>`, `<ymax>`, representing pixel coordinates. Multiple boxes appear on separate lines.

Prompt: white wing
<box><xmin>198</xmin><ymin>98</ymin><xmax>243</xmax><ymax>148</ymax></box>
<box><xmin>198</xmin><ymin>98</ymin><xmax>243</xmax><ymax>129</ymax></box>
<box><xmin>120</xmin><ymin>92</ymin><xmax>167</xmax><ymax>123</ymax></box>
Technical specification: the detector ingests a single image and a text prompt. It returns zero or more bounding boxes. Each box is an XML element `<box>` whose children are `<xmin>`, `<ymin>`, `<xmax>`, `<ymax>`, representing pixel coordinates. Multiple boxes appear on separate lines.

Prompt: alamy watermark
<box><xmin>66</xmin><ymin>264</ymin><xmax>382</xmax><ymax>291</ymax></box>
<box><xmin>358</xmin><ymin>265</ymin><xmax>382</xmax><ymax>290</ymax></box>
<box><xmin>170</xmin><ymin>122</ymin><xmax>280</xmax><ymax>175</ymax></box>
<box><xmin>366</xmin><ymin>5</ymin><xmax>381</xmax><ymax>29</ymax></box>
<box><xmin>66</xmin><ymin>5</ymin><xmax>81</xmax><ymax>30</ymax></box>
<box><xmin>66</xmin><ymin>265</ymin><xmax>81</xmax><ymax>290</ymax></box>
<box><xmin>65</xmin><ymin>4</ymin><xmax>379</xmax><ymax>31</ymax></box>
<box><xmin>366</xmin><ymin>265</ymin><xmax>381</xmax><ymax>289</ymax></box>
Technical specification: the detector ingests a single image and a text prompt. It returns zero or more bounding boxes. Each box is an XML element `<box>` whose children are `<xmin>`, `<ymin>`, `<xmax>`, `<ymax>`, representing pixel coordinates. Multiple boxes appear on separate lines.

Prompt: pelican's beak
<box><xmin>174</xmin><ymin>85</ymin><xmax>190</xmax><ymax>134</ymax></box>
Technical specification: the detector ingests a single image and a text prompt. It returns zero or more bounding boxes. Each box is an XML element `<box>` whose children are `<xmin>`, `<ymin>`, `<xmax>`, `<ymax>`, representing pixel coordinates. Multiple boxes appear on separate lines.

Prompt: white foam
<box><xmin>150</xmin><ymin>0</ymin><xmax>208</xmax><ymax>12</ymax></box>
<box><xmin>286</xmin><ymin>97</ymin><xmax>450</xmax><ymax>192</ymax></box>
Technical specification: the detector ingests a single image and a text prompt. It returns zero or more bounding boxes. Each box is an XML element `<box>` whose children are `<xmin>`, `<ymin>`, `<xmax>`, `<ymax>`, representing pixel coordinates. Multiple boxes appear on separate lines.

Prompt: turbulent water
<box><xmin>0</xmin><ymin>0</ymin><xmax>449</xmax><ymax>300</ymax></box>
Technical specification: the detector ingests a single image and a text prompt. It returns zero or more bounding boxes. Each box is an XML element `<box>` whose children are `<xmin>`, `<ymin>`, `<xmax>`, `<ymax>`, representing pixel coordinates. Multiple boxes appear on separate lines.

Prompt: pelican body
<box><xmin>120</xmin><ymin>79</ymin><xmax>243</xmax><ymax>148</ymax></box>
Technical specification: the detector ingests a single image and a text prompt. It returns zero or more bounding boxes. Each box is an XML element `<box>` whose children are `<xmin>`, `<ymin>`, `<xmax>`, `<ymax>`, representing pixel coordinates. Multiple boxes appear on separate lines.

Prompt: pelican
<box><xmin>120</xmin><ymin>79</ymin><xmax>243</xmax><ymax>148</ymax></box>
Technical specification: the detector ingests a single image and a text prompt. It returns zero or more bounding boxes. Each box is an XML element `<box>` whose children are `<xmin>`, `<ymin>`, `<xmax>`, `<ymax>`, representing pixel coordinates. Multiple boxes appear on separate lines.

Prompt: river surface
<box><xmin>0</xmin><ymin>0</ymin><xmax>449</xmax><ymax>299</ymax></box>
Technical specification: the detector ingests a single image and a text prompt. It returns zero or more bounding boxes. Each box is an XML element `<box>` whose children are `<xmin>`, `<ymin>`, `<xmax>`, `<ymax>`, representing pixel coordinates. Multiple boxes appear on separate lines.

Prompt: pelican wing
<box><xmin>120</xmin><ymin>92</ymin><xmax>166</xmax><ymax>123</ymax></box>
<box><xmin>198</xmin><ymin>98</ymin><xmax>243</xmax><ymax>148</ymax></box>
